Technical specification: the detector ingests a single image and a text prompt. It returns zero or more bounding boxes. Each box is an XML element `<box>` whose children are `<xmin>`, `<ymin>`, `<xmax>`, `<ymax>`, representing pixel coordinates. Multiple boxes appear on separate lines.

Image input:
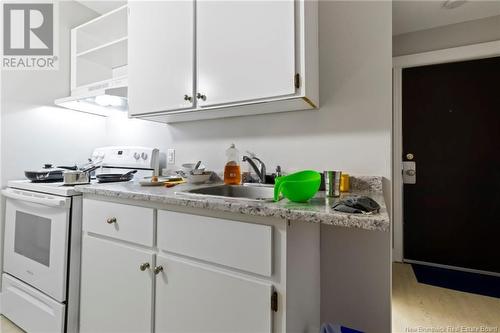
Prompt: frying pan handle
<box><xmin>120</xmin><ymin>170</ymin><xmax>138</xmax><ymax>180</ymax></box>
<box><xmin>57</xmin><ymin>165</ymin><xmax>78</xmax><ymax>170</ymax></box>
<box><xmin>81</xmin><ymin>164</ymin><xmax>100</xmax><ymax>173</ymax></box>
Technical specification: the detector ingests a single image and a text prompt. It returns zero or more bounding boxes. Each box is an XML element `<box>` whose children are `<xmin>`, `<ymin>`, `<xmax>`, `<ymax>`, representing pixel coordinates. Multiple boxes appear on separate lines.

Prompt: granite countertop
<box><xmin>76</xmin><ymin>176</ymin><xmax>389</xmax><ymax>232</ymax></box>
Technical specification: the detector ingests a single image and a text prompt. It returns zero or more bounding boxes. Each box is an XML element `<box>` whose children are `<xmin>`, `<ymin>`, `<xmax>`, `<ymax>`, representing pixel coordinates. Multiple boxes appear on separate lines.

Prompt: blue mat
<box><xmin>411</xmin><ymin>264</ymin><xmax>500</xmax><ymax>299</ymax></box>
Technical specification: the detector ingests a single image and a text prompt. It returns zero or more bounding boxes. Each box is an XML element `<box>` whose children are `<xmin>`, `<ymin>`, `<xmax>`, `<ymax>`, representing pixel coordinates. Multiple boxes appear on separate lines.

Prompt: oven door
<box><xmin>2</xmin><ymin>188</ymin><xmax>71</xmax><ymax>302</ymax></box>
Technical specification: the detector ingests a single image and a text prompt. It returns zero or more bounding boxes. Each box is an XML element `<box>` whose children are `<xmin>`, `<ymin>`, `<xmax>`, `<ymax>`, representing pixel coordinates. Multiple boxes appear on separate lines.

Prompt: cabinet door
<box><xmin>155</xmin><ymin>255</ymin><xmax>272</xmax><ymax>333</ymax></box>
<box><xmin>80</xmin><ymin>235</ymin><xmax>154</xmax><ymax>333</ymax></box>
<box><xmin>197</xmin><ymin>0</ymin><xmax>296</xmax><ymax>107</ymax></box>
<box><xmin>128</xmin><ymin>1</ymin><xmax>195</xmax><ymax>115</ymax></box>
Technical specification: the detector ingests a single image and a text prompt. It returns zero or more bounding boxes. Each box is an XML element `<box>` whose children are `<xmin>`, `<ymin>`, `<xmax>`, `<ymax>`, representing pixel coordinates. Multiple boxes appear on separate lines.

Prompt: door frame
<box><xmin>392</xmin><ymin>40</ymin><xmax>500</xmax><ymax>262</ymax></box>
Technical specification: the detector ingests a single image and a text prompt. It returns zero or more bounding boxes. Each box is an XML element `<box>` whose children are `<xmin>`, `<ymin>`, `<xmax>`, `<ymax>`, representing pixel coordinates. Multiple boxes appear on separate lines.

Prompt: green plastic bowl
<box><xmin>274</xmin><ymin>170</ymin><xmax>321</xmax><ymax>202</ymax></box>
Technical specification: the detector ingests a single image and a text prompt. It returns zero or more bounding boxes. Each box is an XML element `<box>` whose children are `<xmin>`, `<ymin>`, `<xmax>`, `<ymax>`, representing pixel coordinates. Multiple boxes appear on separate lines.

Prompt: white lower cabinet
<box><xmin>80</xmin><ymin>198</ymin><xmax>320</xmax><ymax>333</ymax></box>
<box><xmin>155</xmin><ymin>255</ymin><xmax>272</xmax><ymax>333</ymax></box>
<box><xmin>79</xmin><ymin>235</ymin><xmax>154</xmax><ymax>333</ymax></box>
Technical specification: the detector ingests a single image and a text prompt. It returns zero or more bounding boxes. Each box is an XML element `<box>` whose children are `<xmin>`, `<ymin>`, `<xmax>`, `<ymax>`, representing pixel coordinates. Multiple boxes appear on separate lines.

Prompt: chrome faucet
<box><xmin>242</xmin><ymin>155</ymin><xmax>267</xmax><ymax>183</ymax></box>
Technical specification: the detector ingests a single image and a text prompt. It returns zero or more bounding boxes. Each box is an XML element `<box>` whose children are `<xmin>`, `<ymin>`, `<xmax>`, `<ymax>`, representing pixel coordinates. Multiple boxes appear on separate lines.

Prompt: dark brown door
<box><xmin>402</xmin><ymin>56</ymin><xmax>500</xmax><ymax>273</ymax></box>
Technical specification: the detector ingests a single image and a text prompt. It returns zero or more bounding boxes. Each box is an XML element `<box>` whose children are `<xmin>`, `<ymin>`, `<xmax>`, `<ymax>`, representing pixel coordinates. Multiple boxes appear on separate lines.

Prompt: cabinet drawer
<box><xmin>83</xmin><ymin>199</ymin><xmax>154</xmax><ymax>246</ymax></box>
<box><xmin>157</xmin><ymin>210</ymin><xmax>272</xmax><ymax>276</ymax></box>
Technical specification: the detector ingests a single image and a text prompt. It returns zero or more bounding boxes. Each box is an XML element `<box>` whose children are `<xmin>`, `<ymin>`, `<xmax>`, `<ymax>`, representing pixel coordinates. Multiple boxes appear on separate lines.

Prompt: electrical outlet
<box><xmin>167</xmin><ymin>149</ymin><xmax>175</xmax><ymax>165</ymax></box>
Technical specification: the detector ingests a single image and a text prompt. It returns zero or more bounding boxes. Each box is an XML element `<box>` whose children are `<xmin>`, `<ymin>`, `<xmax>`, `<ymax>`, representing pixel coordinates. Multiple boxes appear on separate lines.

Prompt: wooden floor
<box><xmin>0</xmin><ymin>316</ymin><xmax>23</xmax><ymax>333</ymax></box>
<box><xmin>392</xmin><ymin>263</ymin><xmax>500</xmax><ymax>332</ymax></box>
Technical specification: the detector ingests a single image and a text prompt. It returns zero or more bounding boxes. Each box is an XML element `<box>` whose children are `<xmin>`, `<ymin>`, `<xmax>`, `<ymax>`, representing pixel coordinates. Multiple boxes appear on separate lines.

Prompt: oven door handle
<box><xmin>1</xmin><ymin>188</ymin><xmax>70</xmax><ymax>208</ymax></box>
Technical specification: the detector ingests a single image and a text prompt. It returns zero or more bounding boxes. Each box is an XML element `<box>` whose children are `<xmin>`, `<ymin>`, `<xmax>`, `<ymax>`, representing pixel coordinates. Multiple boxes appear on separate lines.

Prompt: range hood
<box><xmin>54</xmin><ymin>77</ymin><xmax>128</xmax><ymax>116</ymax></box>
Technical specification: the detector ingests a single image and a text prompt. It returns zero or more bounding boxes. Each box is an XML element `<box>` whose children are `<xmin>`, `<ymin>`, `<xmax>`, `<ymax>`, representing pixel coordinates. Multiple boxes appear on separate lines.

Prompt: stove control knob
<box><xmin>133</xmin><ymin>152</ymin><xmax>140</xmax><ymax>160</ymax></box>
<box><xmin>141</xmin><ymin>152</ymin><xmax>148</xmax><ymax>160</ymax></box>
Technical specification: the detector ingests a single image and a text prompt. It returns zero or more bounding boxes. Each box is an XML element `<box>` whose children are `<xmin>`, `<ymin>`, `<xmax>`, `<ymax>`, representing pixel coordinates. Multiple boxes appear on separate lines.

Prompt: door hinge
<box><xmin>294</xmin><ymin>73</ymin><xmax>300</xmax><ymax>89</ymax></box>
<box><xmin>271</xmin><ymin>291</ymin><xmax>278</xmax><ymax>312</ymax></box>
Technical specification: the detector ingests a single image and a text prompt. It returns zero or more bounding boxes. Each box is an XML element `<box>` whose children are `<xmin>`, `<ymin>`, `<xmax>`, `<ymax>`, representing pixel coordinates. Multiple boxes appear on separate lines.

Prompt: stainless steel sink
<box><xmin>178</xmin><ymin>184</ymin><xmax>277</xmax><ymax>202</ymax></box>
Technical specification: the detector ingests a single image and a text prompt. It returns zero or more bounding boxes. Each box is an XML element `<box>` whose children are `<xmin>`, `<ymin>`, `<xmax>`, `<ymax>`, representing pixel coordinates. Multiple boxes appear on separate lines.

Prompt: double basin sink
<box><xmin>179</xmin><ymin>184</ymin><xmax>277</xmax><ymax>202</ymax></box>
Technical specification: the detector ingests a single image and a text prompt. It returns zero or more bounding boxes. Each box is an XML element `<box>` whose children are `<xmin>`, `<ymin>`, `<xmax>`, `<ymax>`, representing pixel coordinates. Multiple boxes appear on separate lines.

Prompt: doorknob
<box><xmin>106</xmin><ymin>217</ymin><xmax>117</xmax><ymax>224</ymax></box>
<box><xmin>139</xmin><ymin>263</ymin><xmax>150</xmax><ymax>271</ymax></box>
<box><xmin>196</xmin><ymin>93</ymin><xmax>206</xmax><ymax>101</ymax></box>
<box><xmin>406</xmin><ymin>169</ymin><xmax>416</xmax><ymax>176</ymax></box>
<box><xmin>154</xmin><ymin>266</ymin><xmax>163</xmax><ymax>275</ymax></box>
<box><xmin>402</xmin><ymin>161</ymin><xmax>416</xmax><ymax>184</ymax></box>
<box><xmin>184</xmin><ymin>94</ymin><xmax>192</xmax><ymax>102</ymax></box>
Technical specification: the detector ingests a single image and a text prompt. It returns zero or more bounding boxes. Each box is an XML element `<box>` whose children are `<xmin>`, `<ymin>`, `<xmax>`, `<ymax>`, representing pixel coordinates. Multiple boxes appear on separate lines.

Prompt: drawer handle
<box><xmin>106</xmin><ymin>217</ymin><xmax>117</xmax><ymax>224</ymax></box>
<box><xmin>139</xmin><ymin>263</ymin><xmax>150</xmax><ymax>271</ymax></box>
<box><xmin>154</xmin><ymin>266</ymin><xmax>163</xmax><ymax>275</ymax></box>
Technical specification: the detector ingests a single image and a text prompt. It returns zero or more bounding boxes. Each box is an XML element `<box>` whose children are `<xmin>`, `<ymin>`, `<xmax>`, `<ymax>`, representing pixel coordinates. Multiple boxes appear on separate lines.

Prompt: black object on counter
<box><xmin>25</xmin><ymin>164</ymin><xmax>76</xmax><ymax>182</ymax></box>
<box><xmin>96</xmin><ymin>170</ymin><xmax>137</xmax><ymax>183</ymax></box>
<box><xmin>332</xmin><ymin>195</ymin><xmax>380</xmax><ymax>214</ymax></box>
<box><xmin>25</xmin><ymin>164</ymin><xmax>92</xmax><ymax>182</ymax></box>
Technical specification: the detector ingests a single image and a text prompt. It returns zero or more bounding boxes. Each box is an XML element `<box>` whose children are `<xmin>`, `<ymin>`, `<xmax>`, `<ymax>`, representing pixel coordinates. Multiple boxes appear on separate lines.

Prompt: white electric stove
<box><xmin>1</xmin><ymin>146</ymin><xmax>159</xmax><ymax>333</ymax></box>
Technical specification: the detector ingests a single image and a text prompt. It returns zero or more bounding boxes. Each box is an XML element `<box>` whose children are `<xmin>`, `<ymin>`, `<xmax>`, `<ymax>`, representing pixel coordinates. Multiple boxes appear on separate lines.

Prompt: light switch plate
<box><xmin>167</xmin><ymin>149</ymin><xmax>175</xmax><ymax>165</ymax></box>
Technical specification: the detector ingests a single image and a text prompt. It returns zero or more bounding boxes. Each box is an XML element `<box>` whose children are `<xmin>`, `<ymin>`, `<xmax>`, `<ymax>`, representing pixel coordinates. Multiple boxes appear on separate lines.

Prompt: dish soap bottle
<box><xmin>224</xmin><ymin>143</ymin><xmax>241</xmax><ymax>185</ymax></box>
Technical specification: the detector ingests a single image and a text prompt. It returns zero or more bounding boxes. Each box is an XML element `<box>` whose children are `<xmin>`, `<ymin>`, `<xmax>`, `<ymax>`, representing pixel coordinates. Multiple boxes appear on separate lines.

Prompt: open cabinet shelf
<box><xmin>71</xmin><ymin>5</ymin><xmax>128</xmax><ymax>91</ymax></box>
<box><xmin>55</xmin><ymin>3</ymin><xmax>129</xmax><ymax>116</ymax></box>
<box><xmin>76</xmin><ymin>5</ymin><xmax>128</xmax><ymax>54</ymax></box>
<box><xmin>77</xmin><ymin>37</ymin><xmax>128</xmax><ymax>68</ymax></box>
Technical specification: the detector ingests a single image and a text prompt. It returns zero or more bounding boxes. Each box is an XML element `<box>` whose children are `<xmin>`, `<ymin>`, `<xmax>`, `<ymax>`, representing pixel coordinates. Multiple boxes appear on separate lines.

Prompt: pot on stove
<box><xmin>25</xmin><ymin>164</ymin><xmax>76</xmax><ymax>182</ymax></box>
<box><xmin>63</xmin><ymin>164</ymin><xmax>100</xmax><ymax>185</ymax></box>
<box><xmin>63</xmin><ymin>171</ymin><xmax>90</xmax><ymax>185</ymax></box>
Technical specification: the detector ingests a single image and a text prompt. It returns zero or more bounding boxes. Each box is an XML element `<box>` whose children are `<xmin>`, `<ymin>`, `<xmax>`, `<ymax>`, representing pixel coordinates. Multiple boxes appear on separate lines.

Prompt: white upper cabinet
<box><xmin>128</xmin><ymin>0</ymin><xmax>318</xmax><ymax>122</ymax></box>
<box><xmin>196</xmin><ymin>0</ymin><xmax>296</xmax><ymax>107</ymax></box>
<box><xmin>128</xmin><ymin>1</ymin><xmax>195</xmax><ymax>115</ymax></box>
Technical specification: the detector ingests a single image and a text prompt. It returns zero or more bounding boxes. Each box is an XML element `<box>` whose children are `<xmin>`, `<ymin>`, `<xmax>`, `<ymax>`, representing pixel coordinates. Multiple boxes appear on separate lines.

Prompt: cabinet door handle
<box><xmin>154</xmin><ymin>266</ymin><xmax>164</xmax><ymax>275</ymax></box>
<box><xmin>196</xmin><ymin>93</ymin><xmax>206</xmax><ymax>101</ymax></box>
<box><xmin>139</xmin><ymin>263</ymin><xmax>150</xmax><ymax>271</ymax></box>
<box><xmin>184</xmin><ymin>94</ymin><xmax>192</xmax><ymax>102</ymax></box>
<box><xmin>106</xmin><ymin>217</ymin><xmax>117</xmax><ymax>224</ymax></box>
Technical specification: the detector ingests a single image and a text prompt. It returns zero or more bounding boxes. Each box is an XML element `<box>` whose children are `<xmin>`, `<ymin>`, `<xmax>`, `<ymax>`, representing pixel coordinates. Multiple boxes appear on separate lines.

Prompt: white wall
<box><xmin>1</xmin><ymin>1</ymin><xmax>106</xmax><ymax>184</ymax></box>
<box><xmin>0</xmin><ymin>2</ymin><xmax>171</xmax><ymax>178</ymax></box>
<box><xmin>393</xmin><ymin>14</ymin><xmax>500</xmax><ymax>56</ymax></box>
<box><xmin>0</xmin><ymin>1</ymin><xmax>107</xmax><ymax>294</ymax></box>
<box><xmin>104</xmin><ymin>114</ymin><xmax>170</xmax><ymax>168</ymax></box>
